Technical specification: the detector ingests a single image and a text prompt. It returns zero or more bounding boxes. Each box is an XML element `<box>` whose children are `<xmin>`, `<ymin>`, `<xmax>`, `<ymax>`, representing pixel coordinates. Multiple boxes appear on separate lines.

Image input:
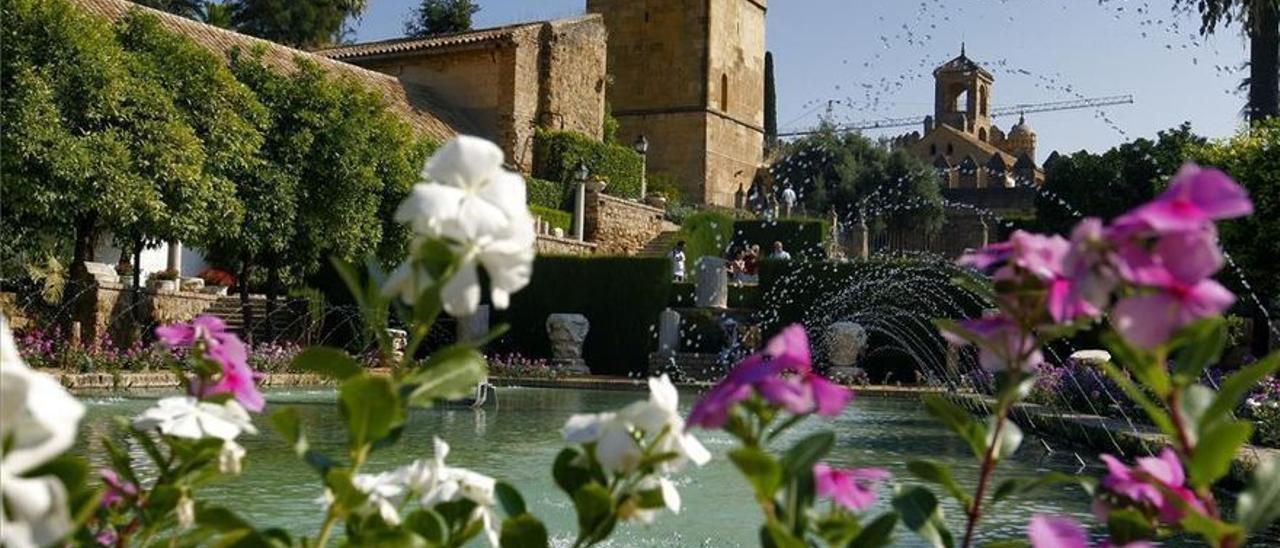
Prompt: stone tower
<box><xmin>586</xmin><ymin>0</ymin><xmax>766</xmax><ymax>206</ymax></box>
<box><xmin>933</xmin><ymin>44</ymin><xmax>995</xmax><ymax>143</ymax></box>
<box><xmin>1004</xmin><ymin>114</ymin><xmax>1037</xmax><ymax>162</ymax></box>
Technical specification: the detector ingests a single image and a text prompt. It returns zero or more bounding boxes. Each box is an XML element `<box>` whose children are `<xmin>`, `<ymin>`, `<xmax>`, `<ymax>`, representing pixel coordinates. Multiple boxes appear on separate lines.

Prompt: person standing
<box><xmin>769</xmin><ymin>241</ymin><xmax>792</xmax><ymax>261</ymax></box>
<box><xmin>669</xmin><ymin>240</ymin><xmax>687</xmax><ymax>281</ymax></box>
<box><xmin>781</xmin><ymin>184</ymin><xmax>797</xmax><ymax>217</ymax></box>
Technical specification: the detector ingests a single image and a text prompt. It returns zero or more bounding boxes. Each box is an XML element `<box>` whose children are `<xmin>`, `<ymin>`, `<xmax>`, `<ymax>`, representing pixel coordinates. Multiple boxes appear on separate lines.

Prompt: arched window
<box><xmin>929</xmin><ymin>143</ymin><xmax>937</xmax><ymax>156</ymax></box>
<box><xmin>946</xmin><ymin>143</ymin><xmax>954</xmax><ymax>156</ymax></box>
<box><xmin>721</xmin><ymin>73</ymin><xmax>730</xmax><ymax>110</ymax></box>
<box><xmin>978</xmin><ymin>128</ymin><xmax>987</xmax><ymax>142</ymax></box>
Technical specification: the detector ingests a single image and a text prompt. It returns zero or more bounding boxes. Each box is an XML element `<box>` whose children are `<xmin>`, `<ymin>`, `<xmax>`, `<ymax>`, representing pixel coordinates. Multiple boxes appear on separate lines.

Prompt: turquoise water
<box><xmin>78</xmin><ymin>387</ymin><xmax>1104</xmax><ymax>546</ymax></box>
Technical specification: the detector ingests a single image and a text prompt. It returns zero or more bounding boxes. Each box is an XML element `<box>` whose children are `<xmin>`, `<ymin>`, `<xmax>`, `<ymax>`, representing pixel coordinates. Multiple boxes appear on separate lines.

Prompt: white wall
<box><xmin>93</xmin><ymin>234</ymin><xmax>209</xmax><ymax>279</ymax></box>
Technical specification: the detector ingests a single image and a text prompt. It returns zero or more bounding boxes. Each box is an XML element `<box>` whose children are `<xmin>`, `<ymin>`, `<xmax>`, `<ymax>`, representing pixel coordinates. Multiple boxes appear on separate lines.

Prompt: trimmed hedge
<box><xmin>532</xmin><ymin>129</ymin><xmax>644</xmax><ymax>199</ymax></box>
<box><xmin>493</xmin><ymin>256</ymin><xmax>671</xmax><ymax>376</ymax></box>
<box><xmin>669</xmin><ymin>282</ymin><xmax>760</xmax><ymax>309</ymax></box>
<box><xmin>530</xmin><ymin>205</ymin><xmax>572</xmax><ymax>232</ymax></box>
<box><xmin>676</xmin><ymin>210</ymin><xmax>736</xmax><ymax>266</ymax></box>
<box><xmin>527</xmin><ymin>177</ymin><xmax>569</xmax><ymax>210</ymax></box>
<box><xmin>732</xmin><ymin>219</ymin><xmax>828</xmax><ymax>260</ymax></box>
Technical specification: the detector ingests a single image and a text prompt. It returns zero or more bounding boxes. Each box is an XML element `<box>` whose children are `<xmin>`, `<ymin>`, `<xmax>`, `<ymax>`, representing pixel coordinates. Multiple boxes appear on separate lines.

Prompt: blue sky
<box><xmin>349</xmin><ymin>1</ymin><xmax>1253</xmax><ymax>157</ymax></box>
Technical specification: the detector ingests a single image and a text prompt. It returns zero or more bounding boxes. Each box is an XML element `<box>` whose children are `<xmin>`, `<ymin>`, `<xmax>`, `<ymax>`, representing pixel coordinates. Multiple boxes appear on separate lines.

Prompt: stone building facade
<box><xmin>317</xmin><ymin>17</ymin><xmax>608</xmax><ymax>171</ymax></box>
<box><xmin>587</xmin><ymin>0</ymin><xmax>768</xmax><ymax>206</ymax></box>
<box><xmin>893</xmin><ymin>48</ymin><xmax>1044</xmax><ymax>190</ymax></box>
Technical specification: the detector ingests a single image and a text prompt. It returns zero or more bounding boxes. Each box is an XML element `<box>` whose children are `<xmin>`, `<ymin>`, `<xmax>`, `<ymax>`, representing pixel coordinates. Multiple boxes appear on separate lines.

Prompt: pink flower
<box><xmin>959</xmin><ymin>240</ymin><xmax>1014</xmax><ymax>272</ymax></box>
<box><xmin>1028</xmin><ymin>514</ymin><xmax>1153</xmax><ymax>548</ymax></box>
<box><xmin>95</xmin><ymin>527</ymin><xmax>118</xmax><ymax>547</ymax></box>
<box><xmin>941</xmin><ymin>315</ymin><xmax>1043</xmax><ymax>371</ymax></box>
<box><xmin>99</xmin><ymin>468</ymin><xmax>137</xmax><ymax>508</ymax></box>
<box><xmin>687</xmin><ymin>325</ymin><xmax>852</xmax><ymax>428</ymax></box>
<box><xmin>156</xmin><ymin>316</ymin><xmax>264</xmax><ymax>412</ymax></box>
<box><xmin>1113</xmin><ymin>164</ymin><xmax>1252</xmax><ymax>234</ymax></box>
<box><xmin>1099</xmin><ymin>448</ymin><xmax>1204</xmax><ymax>524</ymax></box>
<box><xmin>813</xmin><ymin>463</ymin><xmax>889</xmax><ymax>512</ymax></box>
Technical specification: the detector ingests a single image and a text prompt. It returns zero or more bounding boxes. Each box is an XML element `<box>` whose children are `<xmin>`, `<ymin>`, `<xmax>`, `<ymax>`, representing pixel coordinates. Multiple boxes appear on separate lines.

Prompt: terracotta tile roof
<box><xmin>315</xmin><ymin>26</ymin><xmax>522</xmax><ymax>60</ymax></box>
<box><xmin>72</xmin><ymin>0</ymin><xmax>471</xmax><ymax>140</ymax></box>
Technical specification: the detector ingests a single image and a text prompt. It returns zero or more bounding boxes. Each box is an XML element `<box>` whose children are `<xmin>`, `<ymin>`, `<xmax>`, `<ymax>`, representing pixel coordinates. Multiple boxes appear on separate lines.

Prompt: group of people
<box><xmin>668</xmin><ymin>240</ymin><xmax>792</xmax><ymax>283</ymax></box>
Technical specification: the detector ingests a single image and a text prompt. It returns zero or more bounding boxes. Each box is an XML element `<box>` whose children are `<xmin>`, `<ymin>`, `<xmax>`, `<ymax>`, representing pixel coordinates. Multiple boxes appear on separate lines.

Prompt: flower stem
<box><xmin>1165</xmin><ymin>390</ymin><xmax>1221</xmax><ymax>519</ymax></box>
<box><xmin>961</xmin><ymin>400</ymin><xmax>1010</xmax><ymax>548</ymax></box>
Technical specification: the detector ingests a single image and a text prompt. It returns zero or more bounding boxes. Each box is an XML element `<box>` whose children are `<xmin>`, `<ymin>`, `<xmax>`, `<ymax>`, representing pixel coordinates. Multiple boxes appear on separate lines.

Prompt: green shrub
<box><xmin>732</xmin><ymin>218</ymin><xmax>828</xmax><ymax>260</ymax></box>
<box><xmin>493</xmin><ymin>256</ymin><xmax>671</xmax><ymax>376</ymax></box>
<box><xmin>532</xmin><ymin>129</ymin><xmax>644</xmax><ymax>199</ymax></box>
<box><xmin>670</xmin><ymin>282</ymin><xmax>695</xmax><ymax>307</ymax></box>
<box><xmin>679</xmin><ymin>309</ymin><xmax>726</xmax><ymax>353</ymax></box>
<box><xmin>527</xmin><ymin>177</ymin><xmax>569</xmax><ymax>210</ymax></box>
<box><xmin>676</xmin><ymin>211</ymin><xmax>735</xmax><ymax>267</ymax></box>
<box><xmin>530</xmin><ymin>205</ymin><xmax>572</xmax><ymax>233</ymax></box>
<box><xmin>668</xmin><ymin>282</ymin><xmax>759</xmax><ymax>309</ymax></box>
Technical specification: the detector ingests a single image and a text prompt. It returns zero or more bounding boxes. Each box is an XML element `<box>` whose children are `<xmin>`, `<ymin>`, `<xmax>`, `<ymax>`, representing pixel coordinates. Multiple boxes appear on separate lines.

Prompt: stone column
<box><xmin>695</xmin><ymin>257</ymin><xmax>728</xmax><ymax>308</ymax></box>
<box><xmin>166</xmin><ymin>240</ymin><xmax>182</xmax><ymax>275</ymax></box>
<box><xmin>456</xmin><ymin>305</ymin><xmax>491</xmax><ymax>344</ymax></box>
<box><xmin>573</xmin><ymin>182</ymin><xmax>586</xmax><ymax>241</ymax></box>
<box><xmin>857</xmin><ymin>217</ymin><xmax>870</xmax><ymax>259</ymax></box>
<box><xmin>826</xmin><ymin>321</ymin><xmax>867</xmax><ymax>382</ymax></box>
<box><xmin>657</xmin><ymin>308</ymin><xmax>680</xmax><ymax>356</ymax></box>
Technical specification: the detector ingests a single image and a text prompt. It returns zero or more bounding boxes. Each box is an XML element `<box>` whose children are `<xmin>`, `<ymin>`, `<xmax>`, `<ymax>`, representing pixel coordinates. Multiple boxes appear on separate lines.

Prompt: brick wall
<box><xmin>535</xmin><ymin>234</ymin><xmax>597</xmax><ymax>256</ymax></box>
<box><xmin>584</xmin><ymin>192</ymin><xmax>674</xmax><ymax>255</ymax></box>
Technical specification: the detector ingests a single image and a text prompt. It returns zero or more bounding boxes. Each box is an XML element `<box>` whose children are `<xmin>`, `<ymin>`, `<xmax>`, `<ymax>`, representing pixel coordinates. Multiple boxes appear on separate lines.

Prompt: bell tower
<box><xmin>933</xmin><ymin>44</ymin><xmax>995</xmax><ymax>142</ymax></box>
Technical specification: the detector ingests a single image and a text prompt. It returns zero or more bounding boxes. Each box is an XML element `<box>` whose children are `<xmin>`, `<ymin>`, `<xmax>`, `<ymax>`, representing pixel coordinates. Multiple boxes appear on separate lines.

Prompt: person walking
<box><xmin>669</xmin><ymin>240</ymin><xmax>687</xmax><ymax>281</ymax></box>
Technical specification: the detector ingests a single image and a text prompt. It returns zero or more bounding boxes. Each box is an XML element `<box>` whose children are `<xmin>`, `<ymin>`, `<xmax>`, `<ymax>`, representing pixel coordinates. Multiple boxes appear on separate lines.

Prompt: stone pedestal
<box><xmin>657</xmin><ymin>308</ymin><xmax>680</xmax><ymax>356</ymax></box>
<box><xmin>386</xmin><ymin>328</ymin><xmax>408</xmax><ymax>362</ymax></box>
<box><xmin>826</xmin><ymin>321</ymin><xmax>867</xmax><ymax>381</ymax></box>
<box><xmin>695</xmin><ymin>257</ymin><xmax>728</xmax><ymax>308</ymax></box>
<box><xmin>547</xmin><ymin>313</ymin><xmax>590</xmax><ymax>375</ymax></box>
<box><xmin>1068</xmin><ymin>349</ymin><xmax>1111</xmax><ymax>368</ymax></box>
<box><xmin>166</xmin><ymin>240</ymin><xmax>182</xmax><ymax>276</ymax></box>
<box><xmin>456</xmin><ymin>305</ymin><xmax>490</xmax><ymax>344</ymax></box>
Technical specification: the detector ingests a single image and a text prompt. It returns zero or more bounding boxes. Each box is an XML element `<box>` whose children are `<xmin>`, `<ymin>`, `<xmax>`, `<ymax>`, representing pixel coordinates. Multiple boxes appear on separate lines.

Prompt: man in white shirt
<box><xmin>781</xmin><ymin>184</ymin><xmax>797</xmax><ymax>217</ymax></box>
<box><xmin>769</xmin><ymin>241</ymin><xmax>792</xmax><ymax>261</ymax></box>
<box><xmin>669</xmin><ymin>240</ymin><xmax>687</xmax><ymax>281</ymax></box>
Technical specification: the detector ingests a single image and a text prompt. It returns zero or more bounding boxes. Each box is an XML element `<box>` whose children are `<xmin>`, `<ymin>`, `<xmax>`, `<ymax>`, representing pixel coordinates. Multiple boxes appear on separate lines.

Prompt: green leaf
<box><xmin>1098</xmin><ymin>360</ymin><xmax>1174</xmax><ymax>434</ymax></box>
<box><xmin>270</xmin><ymin>407</ymin><xmax>308</xmax><ymax>456</ymax></box>
<box><xmin>552</xmin><ymin>448</ymin><xmax>591</xmax><ymax>496</ymax></box>
<box><xmin>1106</xmin><ymin>507</ymin><xmax>1154</xmax><ymax>546</ymax></box>
<box><xmin>982</xmin><ymin>541</ymin><xmax>1031</xmax><ymax>548</ymax></box>
<box><xmin>324</xmin><ymin>469</ymin><xmax>368</xmax><ymax>511</ymax></box>
<box><xmin>196</xmin><ymin>506</ymin><xmax>252</xmax><ymax>532</ymax></box>
<box><xmin>572</xmin><ymin>483</ymin><xmax>616</xmax><ymax>544</ymax></box>
<box><xmin>994</xmin><ymin>370</ymin><xmax>1037</xmax><ymax>407</ymax></box>
<box><xmin>1171</xmin><ymin>318</ymin><xmax>1227</xmax><ymax>382</ymax></box>
<box><xmin>500</xmin><ymin>514</ymin><xmax>549</xmax><ymax>548</ymax></box>
<box><xmin>907</xmin><ymin>460</ymin><xmax>971</xmax><ymax>509</ymax></box>
<box><xmin>404</xmin><ymin>509</ymin><xmax>449</xmax><ymax>544</ymax></box>
<box><xmin>338</xmin><ymin>376</ymin><xmax>404</xmax><ymax>450</ymax></box>
<box><xmin>849</xmin><ymin>513</ymin><xmax>898</xmax><ymax>548</ymax></box>
<box><xmin>1203</xmin><ymin>352</ymin><xmax>1280</xmax><ymax>429</ymax></box>
<box><xmin>1176</xmin><ymin>384</ymin><xmax>1216</xmax><ymax>445</ymax></box>
<box><xmin>1102</xmin><ymin>332</ymin><xmax>1170</xmax><ymax>396</ymax></box>
<box><xmin>495</xmin><ymin>482</ymin><xmax>527</xmax><ymax>517</ymax></box>
<box><xmin>291</xmin><ymin>346</ymin><xmax>363</xmax><ymax>380</ymax></box>
<box><xmin>891</xmin><ymin>486</ymin><xmax>953</xmax><ymax>548</ymax></box>
<box><xmin>988</xmin><ymin>418</ymin><xmax>1023</xmax><ymax>460</ymax></box>
<box><xmin>728</xmin><ymin>447</ymin><xmax>783</xmax><ymax>500</ymax></box>
<box><xmin>1238</xmin><ymin>457</ymin><xmax>1280</xmax><ymax>533</ymax></box>
<box><xmin>921</xmin><ymin>395</ymin><xmax>988</xmax><ymax>459</ymax></box>
<box><xmin>779</xmin><ymin>431</ymin><xmax>834</xmax><ymax>481</ymax></box>
<box><xmin>407</xmin><ymin>346</ymin><xmax>488</xmax><ymax>405</ymax></box>
<box><xmin>1187</xmin><ymin>420</ymin><xmax>1252</xmax><ymax>488</ymax></box>
<box><xmin>1180</xmin><ymin>509</ymin><xmax>1244</xmax><ymax>547</ymax></box>
<box><xmin>762</xmin><ymin>522</ymin><xmax>807</xmax><ymax>548</ymax></box>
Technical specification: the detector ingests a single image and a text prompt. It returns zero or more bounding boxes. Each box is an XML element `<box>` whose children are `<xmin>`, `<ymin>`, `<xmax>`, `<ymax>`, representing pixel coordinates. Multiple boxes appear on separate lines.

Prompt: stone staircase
<box><xmin>638</xmin><ymin>230</ymin><xmax>681</xmax><ymax>257</ymax></box>
<box><xmin>204</xmin><ymin>295</ymin><xmax>295</xmax><ymax>342</ymax></box>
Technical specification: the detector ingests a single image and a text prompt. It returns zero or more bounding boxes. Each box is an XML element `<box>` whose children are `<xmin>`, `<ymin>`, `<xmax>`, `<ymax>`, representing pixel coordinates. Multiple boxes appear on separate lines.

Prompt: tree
<box><xmin>769</xmin><ymin>123</ymin><xmax>944</xmax><ymax>232</ymax></box>
<box><xmin>404</xmin><ymin>0</ymin><xmax>480</xmax><ymax>37</ymax></box>
<box><xmin>1035</xmin><ymin>123</ymin><xmax>1206</xmax><ymax>236</ymax></box>
<box><xmin>230</xmin><ymin>0</ymin><xmax>365</xmax><ymax>48</ymax></box>
<box><xmin>132</xmin><ymin>0</ymin><xmax>205</xmax><ymax>19</ymax></box>
<box><xmin>1191</xmin><ymin>119</ymin><xmax>1280</xmax><ymax>354</ymax></box>
<box><xmin>764</xmin><ymin>51</ymin><xmax>778</xmax><ymax>151</ymax></box>
<box><xmin>1175</xmin><ymin>0</ymin><xmax>1279</xmax><ymax>121</ymax></box>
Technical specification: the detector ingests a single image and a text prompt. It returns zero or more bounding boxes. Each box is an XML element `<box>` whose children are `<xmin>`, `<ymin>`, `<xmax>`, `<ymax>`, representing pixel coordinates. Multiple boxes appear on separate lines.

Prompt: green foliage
<box><xmin>494</xmin><ymin>256</ymin><xmax>671</xmax><ymax>376</ymax></box>
<box><xmin>403</xmin><ymin>0</ymin><xmax>479</xmax><ymax>37</ymax></box>
<box><xmin>602</xmin><ymin>103</ymin><xmax>621</xmax><ymax>144</ymax></box>
<box><xmin>770</xmin><ymin>125</ymin><xmax>944</xmax><ymax>232</ymax></box>
<box><xmin>675</xmin><ymin>210</ymin><xmax>736</xmax><ymax>266</ymax></box>
<box><xmin>1035</xmin><ymin>123</ymin><xmax>1206</xmax><ymax>236</ymax></box>
<box><xmin>229</xmin><ymin>0</ymin><xmax>364</xmax><ymax>48</ymax></box>
<box><xmin>529</xmin><ymin>205</ymin><xmax>572</xmax><ymax>233</ymax></box>
<box><xmin>1190</xmin><ymin>119</ymin><xmax>1280</xmax><ymax>300</ymax></box>
<box><xmin>733</xmin><ymin>218</ymin><xmax>827</xmax><ymax>260</ymax></box>
<box><xmin>532</xmin><ymin>129</ymin><xmax>645</xmax><ymax>200</ymax></box>
<box><xmin>764</xmin><ymin>51</ymin><xmax>778</xmax><ymax>147</ymax></box>
<box><xmin>527</xmin><ymin>177</ymin><xmax>570</xmax><ymax>210</ymax></box>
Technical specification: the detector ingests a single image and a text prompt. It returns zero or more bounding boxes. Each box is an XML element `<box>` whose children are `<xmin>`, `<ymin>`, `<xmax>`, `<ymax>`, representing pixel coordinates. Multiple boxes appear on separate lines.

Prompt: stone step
<box><xmin>638</xmin><ymin>230</ymin><xmax>681</xmax><ymax>257</ymax></box>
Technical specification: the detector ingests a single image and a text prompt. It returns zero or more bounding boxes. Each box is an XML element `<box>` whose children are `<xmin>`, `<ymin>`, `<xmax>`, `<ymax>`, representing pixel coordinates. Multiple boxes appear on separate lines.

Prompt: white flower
<box><xmin>562</xmin><ymin>375</ymin><xmax>710</xmax><ymax>475</ymax></box>
<box><xmin>1</xmin><ymin>315</ymin><xmax>85</xmax><ymax>548</ymax></box>
<box><xmin>628</xmin><ymin>477</ymin><xmax>683</xmax><ymax>523</ymax></box>
<box><xmin>352</xmin><ymin>470</ymin><xmax>407</xmax><ymax>526</ymax></box>
<box><xmin>385</xmin><ymin>136</ymin><xmax>535</xmax><ymax>317</ymax></box>
<box><xmin>218</xmin><ymin>440</ymin><xmax>246</xmax><ymax>475</ymax></box>
<box><xmin>177</xmin><ymin>496</ymin><xmax>195</xmax><ymax>529</ymax></box>
<box><xmin>132</xmin><ymin>397</ymin><xmax>258</xmax><ymax>440</ymax></box>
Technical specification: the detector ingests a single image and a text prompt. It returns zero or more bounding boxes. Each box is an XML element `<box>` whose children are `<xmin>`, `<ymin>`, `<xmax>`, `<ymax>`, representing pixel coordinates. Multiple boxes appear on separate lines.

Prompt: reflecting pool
<box><xmin>78</xmin><ymin>387</ymin><xmax>1104</xmax><ymax>546</ymax></box>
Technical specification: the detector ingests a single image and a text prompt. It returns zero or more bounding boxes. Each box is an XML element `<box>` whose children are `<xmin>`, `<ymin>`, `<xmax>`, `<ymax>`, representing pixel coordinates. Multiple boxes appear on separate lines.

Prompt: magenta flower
<box><xmin>156</xmin><ymin>315</ymin><xmax>264</xmax><ymax>412</ymax></box>
<box><xmin>1028</xmin><ymin>515</ymin><xmax>1090</xmax><ymax>548</ymax></box>
<box><xmin>1099</xmin><ymin>448</ymin><xmax>1204</xmax><ymax>524</ymax></box>
<box><xmin>95</xmin><ymin>527</ymin><xmax>118</xmax><ymax>547</ymax></box>
<box><xmin>99</xmin><ymin>468</ymin><xmax>137</xmax><ymax>508</ymax></box>
<box><xmin>941</xmin><ymin>315</ymin><xmax>1043</xmax><ymax>371</ymax></box>
<box><xmin>1113</xmin><ymin>164</ymin><xmax>1253</xmax><ymax>234</ymax></box>
<box><xmin>813</xmin><ymin>463</ymin><xmax>889</xmax><ymax>512</ymax></box>
<box><xmin>687</xmin><ymin>325</ymin><xmax>852</xmax><ymax>429</ymax></box>
<box><xmin>959</xmin><ymin>240</ymin><xmax>1014</xmax><ymax>272</ymax></box>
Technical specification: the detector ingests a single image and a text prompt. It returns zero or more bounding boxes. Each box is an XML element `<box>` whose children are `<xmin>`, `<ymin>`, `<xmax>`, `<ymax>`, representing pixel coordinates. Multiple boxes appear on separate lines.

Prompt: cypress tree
<box><xmin>764</xmin><ymin>51</ymin><xmax>778</xmax><ymax>150</ymax></box>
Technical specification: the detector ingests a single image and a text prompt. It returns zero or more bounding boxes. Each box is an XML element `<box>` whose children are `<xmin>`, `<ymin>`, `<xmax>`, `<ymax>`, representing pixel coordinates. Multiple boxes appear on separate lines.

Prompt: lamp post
<box><xmin>633</xmin><ymin>134</ymin><xmax>649</xmax><ymax>201</ymax></box>
<box><xmin>573</xmin><ymin>160</ymin><xmax>589</xmax><ymax>241</ymax></box>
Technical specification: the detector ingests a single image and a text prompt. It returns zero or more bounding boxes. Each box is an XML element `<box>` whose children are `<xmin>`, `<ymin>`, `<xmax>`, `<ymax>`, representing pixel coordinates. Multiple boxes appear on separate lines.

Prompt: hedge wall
<box><xmin>528</xmin><ymin>177</ymin><xmax>570</xmax><ymax>211</ymax></box>
<box><xmin>532</xmin><ymin>129</ymin><xmax>644</xmax><ymax>200</ymax></box>
<box><xmin>493</xmin><ymin>256</ymin><xmax>671</xmax><ymax>376</ymax></box>
<box><xmin>732</xmin><ymin>219</ymin><xmax>828</xmax><ymax>260</ymax></box>
<box><xmin>676</xmin><ymin>210</ymin><xmax>736</xmax><ymax>266</ymax></box>
<box><xmin>669</xmin><ymin>282</ymin><xmax>761</xmax><ymax>309</ymax></box>
<box><xmin>530</xmin><ymin>205</ymin><xmax>572</xmax><ymax>232</ymax></box>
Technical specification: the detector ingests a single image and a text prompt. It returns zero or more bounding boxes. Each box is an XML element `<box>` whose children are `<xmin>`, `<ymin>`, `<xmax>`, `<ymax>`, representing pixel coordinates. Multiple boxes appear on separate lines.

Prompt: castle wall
<box><xmin>584</xmin><ymin>192</ymin><xmax>675</xmax><ymax>255</ymax></box>
<box><xmin>359</xmin><ymin>48</ymin><xmax>506</xmax><ymax>143</ymax></box>
<box><xmin>705</xmin><ymin>113</ymin><xmax>764</xmax><ymax>206</ymax></box>
<box><xmin>613</xmin><ymin>113</ymin><xmax>708</xmax><ymax>201</ymax></box>
<box><xmin>586</xmin><ymin>0</ymin><xmax>710</xmax><ymax>112</ymax></box>
<box><xmin>540</xmin><ymin>18</ymin><xmax>608</xmax><ymax>141</ymax></box>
